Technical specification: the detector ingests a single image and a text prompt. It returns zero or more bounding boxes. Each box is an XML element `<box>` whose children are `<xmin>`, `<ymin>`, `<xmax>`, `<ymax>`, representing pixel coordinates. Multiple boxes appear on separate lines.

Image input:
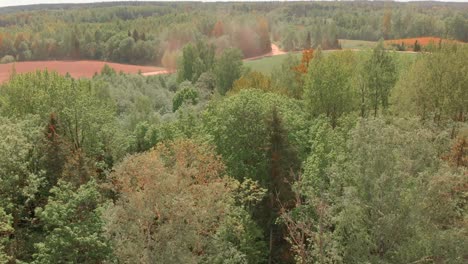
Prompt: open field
<box><xmin>244</xmin><ymin>53</ymin><xmax>301</xmax><ymax>74</ymax></box>
<box><xmin>385</xmin><ymin>37</ymin><xmax>464</xmax><ymax>47</ymax></box>
<box><xmin>245</xmin><ymin>49</ymin><xmax>419</xmax><ymax>75</ymax></box>
<box><xmin>0</xmin><ymin>60</ymin><xmax>165</xmax><ymax>83</ymax></box>
<box><xmin>339</xmin><ymin>39</ymin><xmax>377</xmax><ymax>49</ymax></box>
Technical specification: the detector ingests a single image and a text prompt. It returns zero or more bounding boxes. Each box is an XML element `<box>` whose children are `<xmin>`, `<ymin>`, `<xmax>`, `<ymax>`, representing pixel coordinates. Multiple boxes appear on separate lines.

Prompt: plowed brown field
<box><xmin>0</xmin><ymin>60</ymin><xmax>166</xmax><ymax>83</ymax></box>
<box><xmin>0</xmin><ymin>44</ymin><xmax>291</xmax><ymax>83</ymax></box>
<box><xmin>385</xmin><ymin>37</ymin><xmax>463</xmax><ymax>47</ymax></box>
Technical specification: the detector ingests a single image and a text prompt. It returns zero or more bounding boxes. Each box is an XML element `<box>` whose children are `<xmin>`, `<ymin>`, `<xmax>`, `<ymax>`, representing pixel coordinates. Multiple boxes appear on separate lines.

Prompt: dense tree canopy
<box><xmin>0</xmin><ymin>2</ymin><xmax>467</xmax><ymax>264</ymax></box>
<box><xmin>104</xmin><ymin>140</ymin><xmax>266</xmax><ymax>263</ymax></box>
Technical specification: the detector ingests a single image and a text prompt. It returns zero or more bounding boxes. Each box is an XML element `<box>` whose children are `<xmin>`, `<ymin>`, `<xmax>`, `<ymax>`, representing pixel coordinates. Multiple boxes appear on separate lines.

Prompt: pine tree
<box><xmin>264</xmin><ymin>106</ymin><xmax>298</xmax><ymax>263</ymax></box>
<box><xmin>40</xmin><ymin>113</ymin><xmax>69</xmax><ymax>190</ymax></box>
<box><xmin>132</xmin><ymin>29</ymin><xmax>139</xmax><ymax>41</ymax></box>
<box><xmin>305</xmin><ymin>32</ymin><xmax>312</xmax><ymax>49</ymax></box>
<box><xmin>413</xmin><ymin>40</ymin><xmax>421</xmax><ymax>52</ymax></box>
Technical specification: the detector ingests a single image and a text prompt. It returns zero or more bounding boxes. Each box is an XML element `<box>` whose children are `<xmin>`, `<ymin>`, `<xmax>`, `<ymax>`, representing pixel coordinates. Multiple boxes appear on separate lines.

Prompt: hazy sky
<box><xmin>0</xmin><ymin>0</ymin><xmax>467</xmax><ymax>8</ymax></box>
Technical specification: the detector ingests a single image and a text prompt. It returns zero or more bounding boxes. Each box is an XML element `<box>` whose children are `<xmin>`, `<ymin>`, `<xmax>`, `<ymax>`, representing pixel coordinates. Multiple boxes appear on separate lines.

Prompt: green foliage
<box><xmin>33</xmin><ymin>180</ymin><xmax>112</xmax><ymax>263</ymax></box>
<box><xmin>393</xmin><ymin>44</ymin><xmax>468</xmax><ymax>122</ymax></box>
<box><xmin>203</xmin><ymin>89</ymin><xmax>309</xmax><ymax>263</ymax></box>
<box><xmin>304</xmin><ymin>50</ymin><xmax>356</xmax><ymax>127</ymax></box>
<box><xmin>446</xmin><ymin>14</ymin><xmax>468</xmax><ymax>42</ymax></box>
<box><xmin>195</xmin><ymin>71</ymin><xmax>217</xmax><ymax>92</ymax></box>
<box><xmin>203</xmin><ymin>205</ymin><xmax>267</xmax><ymax>264</ymax></box>
<box><xmin>361</xmin><ymin>40</ymin><xmax>397</xmax><ymax>117</ymax></box>
<box><xmin>0</xmin><ymin>117</ymin><xmax>44</xmax><ymax>261</ymax></box>
<box><xmin>333</xmin><ymin>118</ymin><xmax>465</xmax><ymax>263</ymax></box>
<box><xmin>178</xmin><ymin>41</ymin><xmax>216</xmax><ymax>83</ymax></box>
<box><xmin>94</xmin><ymin>73</ymin><xmax>173</xmax><ymax>132</ymax></box>
<box><xmin>282</xmin><ymin>117</ymin><xmax>467</xmax><ymax>263</ymax></box>
<box><xmin>131</xmin><ymin>121</ymin><xmax>159</xmax><ymax>152</ymax></box>
<box><xmin>270</xmin><ymin>53</ymin><xmax>302</xmax><ymax>98</ymax></box>
<box><xmin>215</xmin><ymin>48</ymin><xmax>243</xmax><ymax>95</ymax></box>
<box><xmin>100</xmin><ymin>64</ymin><xmax>116</xmax><ymax>76</ymax></box>
<box><xmin>173</xmin><ymin>82</ymin><xmax>199</xmax><ymax>112</ymax></box>
<box><xmin>203</xmin><ymin>89</ymin><xmax>308</xmax><ymax>185</ymax></box>
<box><xmin>0</xmin><ymin>208</ymin><xmax>13</xmax><ymax>264</ymax></box>
<box><xmin>0</xmin><ymin>71</ymin><xmax>120</xmax><ymax>158</ymax></box>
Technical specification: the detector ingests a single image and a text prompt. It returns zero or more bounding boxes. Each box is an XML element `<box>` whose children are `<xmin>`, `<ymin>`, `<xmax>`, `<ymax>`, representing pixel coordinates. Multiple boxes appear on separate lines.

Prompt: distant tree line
<box><xmin>1</xmin><ymin>2</ymin><xmax>467</xmax><ymax>64</ymax></box>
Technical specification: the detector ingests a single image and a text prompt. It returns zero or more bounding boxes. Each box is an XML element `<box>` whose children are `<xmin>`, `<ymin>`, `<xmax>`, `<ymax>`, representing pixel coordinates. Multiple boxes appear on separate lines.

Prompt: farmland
<box><xmin>244</xmin><ymin>53</ymin><xmax>301</xmax><ymax>74</ymax></box>
<box><xmin>0</xmin><ymin>60</ymin><xmax>166</xmax><ymax>83</ymax></box>
<box><xmin>385</xmin><ymin>37</ymin><xmax>463</xmax><ymax>47</ymax></box>
<box><xmin>339</xmin><ymin>39</ymin><xmax>377</xmax><ymax>49</ymax></box>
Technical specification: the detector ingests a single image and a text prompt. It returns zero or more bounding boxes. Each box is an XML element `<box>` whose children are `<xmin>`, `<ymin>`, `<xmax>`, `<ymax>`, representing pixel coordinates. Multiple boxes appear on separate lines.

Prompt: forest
<box><xmin>0</xmin><ymin>1</ymin><xmax>467</xmax><ymax>264</ymax></box>
<box><xmin>0</xmin><ymin>1</ymin><xmax>467</xmax><ymax>65</ymax></box>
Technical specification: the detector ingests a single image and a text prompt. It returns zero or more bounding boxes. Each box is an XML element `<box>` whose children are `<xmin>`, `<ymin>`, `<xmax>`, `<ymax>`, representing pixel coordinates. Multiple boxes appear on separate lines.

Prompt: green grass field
<box><xmin>244</xmin><ymin>53</ymin><xmax>301</xmax><ymax>74</ymax></box>
<box><xmin>339</xmin><ymin>39</ymin><xmax>377</xmax><ymax>49</ymax></box>
<box><xmin>245</xmin><ymin>47</ymin><xmax>418</xmax><ymax>75</ymax></box>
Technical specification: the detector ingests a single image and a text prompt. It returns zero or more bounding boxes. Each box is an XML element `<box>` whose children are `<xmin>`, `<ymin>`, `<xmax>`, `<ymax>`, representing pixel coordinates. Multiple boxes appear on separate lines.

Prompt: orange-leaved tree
<box><xmin>294</xmin><ymin>48</ymin><xmax>314</xmax><ymax>75</ymax></box>
<box><xmin>211</xmin><ymin>20</ymin><xmax>224</xmax><ymax>38</ymax></box>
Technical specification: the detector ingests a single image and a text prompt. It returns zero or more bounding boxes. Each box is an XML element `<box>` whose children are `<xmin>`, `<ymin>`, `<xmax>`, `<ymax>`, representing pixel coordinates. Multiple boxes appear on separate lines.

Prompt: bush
<box><xmin>172</xmin><ymin>83</ymin><xmax>199</xmax><ymax>112</ymax></box>
<box><xmin>0</xmin><ymin>55</ymin><xmax>15</xmax><ymax>64</ymax></box>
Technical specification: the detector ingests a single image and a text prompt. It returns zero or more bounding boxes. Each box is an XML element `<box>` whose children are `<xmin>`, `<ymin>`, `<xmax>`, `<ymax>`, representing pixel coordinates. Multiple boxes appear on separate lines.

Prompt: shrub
<box><xmin>0</xmin><ymin>55</ymin><xmax>15</xmax><ymax>64</ymax></box>
<box><xmin>172</xmin><ymin>83</ymin><xmax>199</xmax><ymax>112</ymax></box>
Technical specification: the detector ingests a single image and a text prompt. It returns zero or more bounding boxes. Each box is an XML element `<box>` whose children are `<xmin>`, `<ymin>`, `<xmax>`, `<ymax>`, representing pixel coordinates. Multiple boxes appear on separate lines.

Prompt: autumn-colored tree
<box><xmin>14</xmin><ymin>33</ymin><xmax>26</xmax><ymax>50</ymax></box>
<box><xmin>256</xmin><ymin>17</ymin><xmax>272</xmax><ymax>54</ymax></box>
<box><xmin>443</xmin><ymin>136</ymin><xmax>468</xmax><ymax>168</ymax></box>
<box><xmin>231</xmin><ymin>71</ymin><xmax>273</xmax><ymax>94</ymax></box>
<box><xmin>382</xmin><ymin>8</ymin><xmax>392</xmax><ymax>39</ymax></box>
<box><xmin>211</xmin><ymin>20</ymin><xmax>224</xmax><ymax>38</ymax></box>
<box><xmin>161</xmin><ymin>49</ymin><xmax>178</xmax><ymax>70</ymax></box>
<box><xmin>294</xmin><ymin>48</ymin><xmax>314</xmax><ymax>75</ymax></box>
<box><xmin>105</xmin><ymin>140</ymin><xmax>266</xmax><ymax>263</ymax></box>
